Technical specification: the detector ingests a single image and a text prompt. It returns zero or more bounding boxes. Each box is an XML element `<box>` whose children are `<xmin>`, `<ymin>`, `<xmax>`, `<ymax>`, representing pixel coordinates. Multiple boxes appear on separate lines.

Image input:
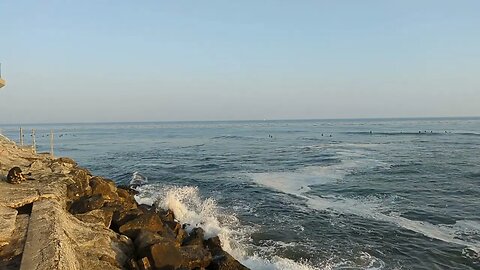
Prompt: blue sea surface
<box><xmin>2</xmin><ymin>118</ymin><xmax>479</xmax><ymax>269</ymax></box>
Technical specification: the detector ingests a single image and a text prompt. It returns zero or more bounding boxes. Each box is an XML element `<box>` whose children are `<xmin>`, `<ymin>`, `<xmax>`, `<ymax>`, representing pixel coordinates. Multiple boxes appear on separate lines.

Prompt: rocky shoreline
<box><xmin>0</xmin><ymin>135</ymin><xmax>249</xmax><ymax>270</ymax></box>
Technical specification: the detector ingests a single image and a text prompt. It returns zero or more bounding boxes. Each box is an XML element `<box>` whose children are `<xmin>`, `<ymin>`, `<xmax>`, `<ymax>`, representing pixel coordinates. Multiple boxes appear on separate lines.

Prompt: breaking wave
<box><xmin>134</xmin><ymin>184</ymin><xmax>322</xmax><ymax>270</ymax></box>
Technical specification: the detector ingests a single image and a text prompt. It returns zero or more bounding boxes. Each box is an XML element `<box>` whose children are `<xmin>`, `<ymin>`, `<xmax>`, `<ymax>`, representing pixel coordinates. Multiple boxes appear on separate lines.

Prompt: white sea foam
<box><xmin>250</xmin><ymin>161</ymin><xmax>480</xmax><ymax>254</ymax></box>
<box><xmin>135</xmin><ymin>184</ymin><xmax>322</xmax><ymax>270</ymax></box>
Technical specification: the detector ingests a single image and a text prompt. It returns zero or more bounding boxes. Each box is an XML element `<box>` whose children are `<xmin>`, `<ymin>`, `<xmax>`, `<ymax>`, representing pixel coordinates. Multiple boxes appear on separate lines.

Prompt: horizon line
<box><xmin>0</xmin><ymin>115</ymin><xmax>479</xmax><ymax>126</ymax></box>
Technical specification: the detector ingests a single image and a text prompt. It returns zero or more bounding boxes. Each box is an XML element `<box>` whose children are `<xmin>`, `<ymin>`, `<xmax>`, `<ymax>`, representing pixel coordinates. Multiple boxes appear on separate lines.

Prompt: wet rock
<box><xmin>208</xmin><ymin>251</ymin><xmax>249</xmax><ymax>270</ymax></box>
<box><xmin>69</xmin><ymin>194</ymin><xmax>105</xmax><ymax>214</ymax></box>
<box><xmin>157</xmin><ymin>209</ymin><xmax>175</xmax><ymax>223</ymax></box>
<box><xmin>144</xmin><ymin>241</ymin><xmax>183</xmax><ymax>270</ymax></box>
<box><xmin>165</xmin><ymin>221</ymin><xmax>188</xmax><ymax>244</ymax></box>
<box><xmin>180</xmin><ymin>245</ymin><xmax>212</xmax><ymax>269</ymax></box>
<box><xmin>204</xmin><ymin>237</ymin><xmax>249</xmax><ymax>270</ymax></box>
<box><xmin>117</xmin><ymin>188</ymin><xmax>138</xmax><ymax>208</ymax></box>
<box><xmin>119</xmin><ymin>212</ymin><xmax>165</xmax><ymax>239</ymax></box>
<box><xmin>182</xmin><ymin>227</ymin><xmax>205</xmax><ymax>246</ymax></box>
<box><xmin>75</xmin><ymin>209</ymin><xmax>114</xmax><ymax>227</ymax></box>
<box><xmin>205</xmin><ymin>236</ymin><xmax>222</xmax><ymax>253</ymax></box>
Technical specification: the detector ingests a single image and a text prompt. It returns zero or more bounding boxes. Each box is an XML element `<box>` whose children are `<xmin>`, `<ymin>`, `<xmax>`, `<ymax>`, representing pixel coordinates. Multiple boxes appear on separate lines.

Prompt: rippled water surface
<box><xmin>2</xmin><ymin>118</ymin><xmax>479</xmax><ymax>269</ymax></box>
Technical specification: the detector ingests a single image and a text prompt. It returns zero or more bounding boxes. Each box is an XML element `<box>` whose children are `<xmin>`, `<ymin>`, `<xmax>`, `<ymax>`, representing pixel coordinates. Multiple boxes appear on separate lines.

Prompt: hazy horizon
<box><xmin>1</xmin><ymin>1</ymin><xmax>480</xmax><ymax>124</ymax></box>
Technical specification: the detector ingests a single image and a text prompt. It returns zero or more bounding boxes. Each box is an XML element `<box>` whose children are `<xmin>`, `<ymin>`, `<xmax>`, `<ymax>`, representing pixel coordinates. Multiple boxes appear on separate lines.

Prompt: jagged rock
<box><xmin>134</xmin><ymin>230</ymin><xmax>179</xmax><ymax>254</ymax></box>
<box><xmin>75</xmin><ymin>209</ymin><xmax>114</xmax><ymax>227</ymax></box>
<box><xmin>69</xmin><ymin>194</ymin><xmax>105</xmax><ymax>214</ymax></box>
<box><xmin>208</xmin><ymin>251</ymin><xmax>249</xmax><ymax>270</ymax></box>
<box><xmin>205</xmin><ymin>236</ymin><xmax>222</xmax><ymax>253</ymax></box>
<box><xmin>180</xmin><ymin>245</ymin><xmax>212</xmax><ymax>269</ymax></box>
<box><xmin>119</xmin><ymin>212</ymin><xmax>165</xmax><ymax>239</ymax></box>
<box><xmin>144</xmin><ymin>241</ymin><xmax>183</xmax><ymax>270</ymax></box>
<box><xmin>70</xmin><ymin>168</ymin><xmax>92</xmax><ymax>195</ymax></box>
<box><xmin>157</xmin><ymin>209</ymin><xmax>175</xmax><ymax>222</ymax></box>
<box><xmin>204</xmin><ymin>237</ymin><xmax>249</xmax><ymax>270</ymax></box>
<box><xmin>117</xmin><ymin>188</ymin><xmax>138</xmax><ymax>208</ymax></box>
<box><xmin>183</xmin><ymin>227</ymin><xmax>205</xmax><ymax>246</ymax></box>
<box><xmin>112</xmin><ymin>208</ymin><xmax>144</xmax><ymax>228</ymax></box>
<box><xmin>90</xmin><ymin>177</ymin><xmax>120</xmax><ymax>202</ymax></box>
<box><xmin>165</xmin><ymin>221</ymin><xmax>188</xmax><ymax>244</ymax></box>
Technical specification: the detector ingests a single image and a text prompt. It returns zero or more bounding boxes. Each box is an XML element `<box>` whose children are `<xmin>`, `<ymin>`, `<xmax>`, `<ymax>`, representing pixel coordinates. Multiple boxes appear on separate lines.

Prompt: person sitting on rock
<box><xmin>6</xmin><ymin>167</ymin><xmax>32</xmax><ymax>184</ymax></box>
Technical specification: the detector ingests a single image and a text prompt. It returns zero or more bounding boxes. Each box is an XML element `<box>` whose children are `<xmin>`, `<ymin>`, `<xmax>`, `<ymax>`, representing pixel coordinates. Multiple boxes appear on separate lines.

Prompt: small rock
<box><xmin>137</xmin><ymin>257</ymin><xmax>152</xmax><ymax>270</ymax></box>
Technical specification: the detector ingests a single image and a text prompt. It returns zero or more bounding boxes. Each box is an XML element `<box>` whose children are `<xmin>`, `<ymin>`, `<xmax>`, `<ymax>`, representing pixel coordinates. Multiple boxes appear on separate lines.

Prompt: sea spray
<box><xmin>134</xmin><ymin>183</ymin><xmax>321</xmax><ymax>270</ymax></box>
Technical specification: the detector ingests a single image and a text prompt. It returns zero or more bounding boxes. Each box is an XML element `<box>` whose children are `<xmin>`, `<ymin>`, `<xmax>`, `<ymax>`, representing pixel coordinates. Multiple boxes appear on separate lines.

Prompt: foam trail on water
<box><xmin>135</xmin><ymin>184</ymin><xmax>321</xmax><ymax>270</ymax></box>
<box><xmin>251</xmin><ymin>162</ymin><xmax>480</xmax><ymax>254</ymax></box>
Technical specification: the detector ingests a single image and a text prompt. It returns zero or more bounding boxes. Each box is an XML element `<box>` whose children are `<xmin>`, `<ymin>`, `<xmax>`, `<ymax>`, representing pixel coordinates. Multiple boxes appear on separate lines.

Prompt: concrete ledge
<box><xmin>20</xmin><ymin>199</ymin><xmax>79</xmax><ymax>270</ymax></box>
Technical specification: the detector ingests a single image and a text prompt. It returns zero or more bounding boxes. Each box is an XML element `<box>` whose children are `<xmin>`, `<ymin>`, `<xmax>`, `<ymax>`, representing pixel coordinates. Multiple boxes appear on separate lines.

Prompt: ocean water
<box><xmin>1</xmin><ymin>118</ymin><xmax>479</xmax><ymax>269</ymax></box>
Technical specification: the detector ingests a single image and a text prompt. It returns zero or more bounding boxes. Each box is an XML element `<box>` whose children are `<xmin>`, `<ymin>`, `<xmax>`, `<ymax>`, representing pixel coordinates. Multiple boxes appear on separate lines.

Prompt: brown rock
<box><xmin>69</xmin><ymin>168</ymin><xmax>92</xmax><ymax>196</ymax></box>
<box><xmin>112</xmin><ymin>208</ymin><xmax>144</xmax><ymax>228</ymax></box>
<box><xmin>55</xmin><ymin>157</ymin><xmax>77</xmax><ymax>167</ymax></box>
<box><xmin>119</xmin><ymin>212</ymin><xmax>165</xmax><ymax>239</ymax></box>
<box><xmin>165</xmin><ymin>221</ymin><xmax>188</xmax><ymax>244</ymax></box>
<box><xmin>180</xmin><ymin>245</ymin><xmax>212</xmax><ymax>269</ymax></box>
<box><xmin>205</xmin><ymin>237</ymin><xmax>250</xmax><ymax>270</ymax></box>
<box><xmin>90</xmin><ymin>177</ymin><xmax>119</xmax><ymax>202</ymax></box>
<box><xmin>208</xmin><ymin>251</ymin><xmax>249</xmax><ymax>270</ymax></box>
<box><xmin>134</xmin><ymin>230</ymin><xmax>179</xmax><ymax>255</ymax></box>
<box><xmin>182</xmin><ymin>227</ymin><xmax>205</xmax><ymax>246</ymax></box>
<box><xmin>75</xmin><ymin>209</ymin><xmax>114</xmax><ymax>227</ymax></box>
<box><xmin>69</xmin><ymin>194</ymin><xmax>105</xmax><ymax>214</ymax></box>
<box><xmin>146</xmin><ymin>241</ymin><xmax>183</xmax><ymax>270</ymax></box>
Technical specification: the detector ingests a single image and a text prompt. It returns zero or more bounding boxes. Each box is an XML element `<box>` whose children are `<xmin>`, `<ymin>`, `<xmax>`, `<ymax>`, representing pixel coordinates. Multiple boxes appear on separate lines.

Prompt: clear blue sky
<box><xmin>1</xmin><ymin>1</ymin><xmax>479</xmax><ymax>123</ymax></box>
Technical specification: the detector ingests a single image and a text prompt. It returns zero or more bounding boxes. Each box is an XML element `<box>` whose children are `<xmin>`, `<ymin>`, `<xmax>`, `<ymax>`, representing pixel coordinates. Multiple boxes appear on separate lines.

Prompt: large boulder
<box><xmin>144</xmin><ymin>241</ymin><xmax>183</xmax><ymax>270</ymax></box>
<box><xmin>180</xmin><ymin>245</ymin><xmax>212</xmax><ymax>269</ymax></box>
<box><xmin>90</xmin><ymin>177</ymin><xmax>119</xmax><ymax>202</ymax></box>
<box><xmin>67</xmin><ymin>168</ymin><xmax>92</xmax><ymax>200</ymax></box>
<box><xmin>75</xmin><ymin>209</ymin><xmax>114</xmax><ymax>227</ymax></box>
<box><xmin>112</xmin><ymin>208</ymin><xmax>144</xmax><ymax>229</ymax></box>
<box><xmin>134</xmin><ymin>230</ymin><xmax>179</xmax><ymax>256</ymax></box>
<box><xmin>69</xmin><ymin>194</ymin><xmax>105</xmax><ymax>214</ymax></box>
<box><xmin>119</xmin><ymin>212</ymin><xmax>165</xmax><ymax>239</ymax></box>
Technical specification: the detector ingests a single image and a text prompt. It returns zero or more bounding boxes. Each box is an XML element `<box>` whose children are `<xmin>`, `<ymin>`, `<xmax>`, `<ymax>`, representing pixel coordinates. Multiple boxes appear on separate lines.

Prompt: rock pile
<box><xmin>1</xmin><ymin>136</ymin><xmax>249</xmax><ymax>270</ymax></box>
<box><xmin>66</xmin><ymin>169</ymin><xmax>249</xmax><ymax>270</ymax></box>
